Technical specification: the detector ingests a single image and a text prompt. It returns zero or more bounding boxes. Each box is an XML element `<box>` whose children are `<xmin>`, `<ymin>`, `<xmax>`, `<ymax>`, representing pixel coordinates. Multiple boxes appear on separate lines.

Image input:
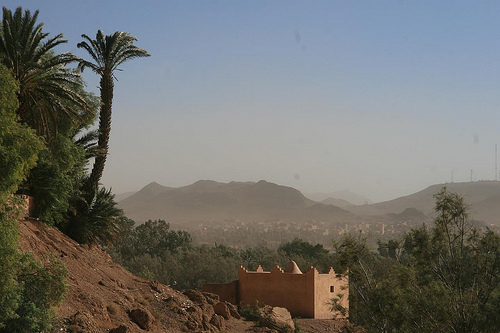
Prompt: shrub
<box><xmin>0</xmin><ymin>204</ymin><xmax>21</xmax><ymax>328</ymax></box>
<box><xmin>3</xmin><ymin>253</ymin><xmax>68</xmax><ymax>332</ymax></box>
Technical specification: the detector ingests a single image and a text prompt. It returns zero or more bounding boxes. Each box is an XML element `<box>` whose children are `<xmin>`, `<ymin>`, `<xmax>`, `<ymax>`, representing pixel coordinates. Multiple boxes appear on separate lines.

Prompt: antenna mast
<box><xmin>496</xmin><ymin>144</ymin><xmax>498</xmax><ymax>181</ymax></box>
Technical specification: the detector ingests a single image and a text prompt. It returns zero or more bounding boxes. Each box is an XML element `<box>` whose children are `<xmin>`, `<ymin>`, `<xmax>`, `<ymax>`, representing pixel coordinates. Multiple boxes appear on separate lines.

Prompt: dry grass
<box><xmin>136</xmin><ymin>295</ymin><xmax>149</xmax><ymax>306</ymax></box>
<box><xmin>106</xmin><ymin>303</ymin><xmax>119</xmax><ymax>315</ymax></box>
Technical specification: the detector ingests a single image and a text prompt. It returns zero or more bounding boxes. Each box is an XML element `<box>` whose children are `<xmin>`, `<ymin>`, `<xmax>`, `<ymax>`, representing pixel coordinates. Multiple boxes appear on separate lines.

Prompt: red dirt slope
<box><xmin>18</xmin><ymin>219</ymin><xmax>254</xmax><ymax>332</ymax></box>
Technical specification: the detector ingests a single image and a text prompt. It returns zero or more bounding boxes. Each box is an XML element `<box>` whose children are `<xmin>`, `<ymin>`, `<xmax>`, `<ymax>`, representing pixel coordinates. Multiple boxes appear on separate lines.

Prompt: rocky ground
<box><xmin>18</xmin><ymin>219</ymin><xmax>363</xmax><ymax>332</ymax></box>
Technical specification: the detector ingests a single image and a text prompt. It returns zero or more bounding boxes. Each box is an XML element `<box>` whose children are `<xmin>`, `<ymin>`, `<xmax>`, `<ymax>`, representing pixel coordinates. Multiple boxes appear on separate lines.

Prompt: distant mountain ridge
<box><xmin>345</xmin><ymin>181</ymin><xmax>500</xmax><ymax>227</ymax></box>
<box><xmin>118</xmin><ymin>180</ymin><xmax>357</xmax><ymax>224</ymax></box>
<box><xmin>114</xmin><ymin>191</ymin><xmax>137</xmax><ymax>202</ymax></box>
<box><xmin>320</xmin><ymin>197</ymin><xmax>354</xmax><ymax>208</ymax></box>
<box><xmin>304</xmin><ymin>190</ymin><xmax>372</xmax><ymax>206</ymax></box>
<box><xmin>117</xmin><ymin>180</ymin><xmax>500</xmax><ymax>228</ymax></box>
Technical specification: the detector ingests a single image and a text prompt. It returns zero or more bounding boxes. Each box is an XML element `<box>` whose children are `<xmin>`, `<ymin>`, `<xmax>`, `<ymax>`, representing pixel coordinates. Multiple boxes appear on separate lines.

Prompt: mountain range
<box><xmin>117</xmin><ymin>180</ymin><xmax>500</xmax><ymax>228</ymax></box>
<box><xmin>117</xmin><ymin>180</ymin><xmax>357</xmax><ymax>224</ymax></box>
<box><xmin>303</xmin><ymin>190</ymin><xmax>373</xmax><ymax>206</ymax></box>
<box><xmin>345</xmin><ymin>180</ymin><xmax>500</xmax><ymax>227</ymax></box>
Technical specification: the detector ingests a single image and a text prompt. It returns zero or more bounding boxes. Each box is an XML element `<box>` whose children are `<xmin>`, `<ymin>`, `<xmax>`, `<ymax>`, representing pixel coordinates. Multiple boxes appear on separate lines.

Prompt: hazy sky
<box><xmin>6</xmin><ymin>1</ymin><xmax>500</xmax><ymax>202</ymax></box>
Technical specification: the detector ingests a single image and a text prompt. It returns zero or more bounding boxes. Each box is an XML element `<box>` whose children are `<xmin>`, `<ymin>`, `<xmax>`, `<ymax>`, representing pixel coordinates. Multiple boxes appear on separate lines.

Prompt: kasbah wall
<box><xmin>203</xmin><ymin>261</ymin><xmax>348</xmax><ymax>320</ymax></box>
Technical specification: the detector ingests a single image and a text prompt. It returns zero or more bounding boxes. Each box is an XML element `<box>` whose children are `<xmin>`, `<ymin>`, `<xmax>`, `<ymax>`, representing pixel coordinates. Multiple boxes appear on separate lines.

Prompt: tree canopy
<box><xmin>0</xmin><ymin>63</ymin><xmax>43</xmax><ymax>204</ymax></box>
<box><xmin>0</xmin><ymin>7</ymin><xmax>93</xmax><ymax>139</ymax></box>
<box><xmin>335</xmin><ymin>187</ymin><xmax>500</xmax><ymax>332</ymax></box>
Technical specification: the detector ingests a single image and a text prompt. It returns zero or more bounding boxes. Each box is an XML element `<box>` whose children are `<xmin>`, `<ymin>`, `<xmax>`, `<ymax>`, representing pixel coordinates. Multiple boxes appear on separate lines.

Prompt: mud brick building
<box><xmin>203</xmin><ymin>261</ymin><xmax>348</xmax><ymax>319</ymax></box>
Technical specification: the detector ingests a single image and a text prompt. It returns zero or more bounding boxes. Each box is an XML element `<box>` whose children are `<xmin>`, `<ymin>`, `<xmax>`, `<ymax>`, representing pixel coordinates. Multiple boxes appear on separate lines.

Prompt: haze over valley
<box><xmin>117</xmin><ymin>179</ymin><xmax>500</xmax><ymax>248</ymax></box>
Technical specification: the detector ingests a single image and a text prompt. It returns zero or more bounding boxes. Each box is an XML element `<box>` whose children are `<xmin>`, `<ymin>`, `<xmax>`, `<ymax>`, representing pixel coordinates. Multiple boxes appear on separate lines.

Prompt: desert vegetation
<box><xmin>107</xmin><ymin>219</ymin><xmax>334</xmax><ymax>290</ymax></box>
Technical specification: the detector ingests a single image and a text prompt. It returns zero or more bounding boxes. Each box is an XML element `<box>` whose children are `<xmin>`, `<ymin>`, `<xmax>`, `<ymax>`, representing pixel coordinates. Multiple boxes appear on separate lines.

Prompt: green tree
<box><xmin>0</xmin><ymin>6</ymin><xmax>98</xmax><ymax>226</ymax></box>
<box><xmin>113</xmin><ymin>219</ymin><xmax>192</xmax><ymax>262</ymax></box>
<box><xmin>278</xmin><ymin>238</ymin><xmax>331</xmax><ymax>272</ymax></box>
<box><xmin>0</xmin><ymin>205</ymin><xmax>21</xmax><ymax>328</ymax></box>
<box><xmin>0</xmin><ymin>7</ymin><xmax>92</xmax><ymax>139</ymax></box>
<box><xmin>340</xmin><ymin>188</ymin><xmax>500</xmax><ymax>333</ymax></box>
<box><xmin>64</xmin><ymin>187</ymin><xmax>126</xmax><ymax>245</ymax></box>
<box><xmin>0</xmin><ymin>205</ymin><xmax>68</xmax><ymax>332</ymax></box>
<box><xmin>0</xmin><ymin>64</ymin><xmax>43</xmax><ymax>204</ymax></box>
<box><xmin>0</xmin><ymin>63</ymin><xmax>41</xmax><ymax>328</ymax></box>
<box><xmin>3</xmin><ymin>253</ymin><xmax>67</xmax><ymax>333</ymax></box>
<box><xmin>332</xmin><ymin>233</ymin><xmax>396</xmax><ymax>329</ymax></box>
<box><xmin>399</xmin><ymin>188</ymin><xmax>500</xmax><ymax>332</ymax></box>
<box><xmin>77</xmin><ymin>30</ymin><xmax>150</xmax><ymax>190</ymax></box>
<box><xmin>239</xmin><ymin>245</ymin><xmax>287</xmax><ymax>271</ymax></box>
<box><xmin>27</xmin><ymin>127</ymin><xmax>88</xmax><ymax>225</ymax></box>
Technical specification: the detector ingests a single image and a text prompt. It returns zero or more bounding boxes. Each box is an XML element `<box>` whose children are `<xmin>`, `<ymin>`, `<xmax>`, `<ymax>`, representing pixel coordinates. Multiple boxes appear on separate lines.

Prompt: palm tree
<box><xmin>0</xmin><ymin>7</ymin><xmax>92</xmax><ymax>138</ymax></box>
<box><xmin>77</xmin><ymin>30</ymin><xmax>150</xmax><ymax>190</ymax></box>
<box><xmin>65</xmin><ymin>187</ymin><xmax>125</xmax><ymax>245</ymax></box>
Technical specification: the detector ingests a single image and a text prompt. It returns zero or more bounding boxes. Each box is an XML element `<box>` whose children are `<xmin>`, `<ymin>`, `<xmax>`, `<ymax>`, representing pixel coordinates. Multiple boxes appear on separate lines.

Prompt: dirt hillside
<box><xmin>18</xmin><ymin>219</ymin><xmax>256</xmax><ymax>332</ymax></box>
<box><xmin>17</xmin><ymin>218</ymin><xmax>361</xmax><ymax>333</ymax></box>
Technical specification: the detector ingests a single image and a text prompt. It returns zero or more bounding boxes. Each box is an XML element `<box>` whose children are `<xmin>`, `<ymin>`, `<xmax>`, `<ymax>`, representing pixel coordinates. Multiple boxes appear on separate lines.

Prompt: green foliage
<box><xmin>77</xmin><ymin>30</ymin><xmax>150</xmax><ymax>189</ymax></box>
<box><xmin>337</xmin><ymin>187</ymin><xmax>500</xmax><ymax>333</ymax></box>
<box><xmin>117</xmin><ymin>219</ymin><xmax>192</xmax><ymax>260</ymax></box>
<box><xmin>279</xmin><ymin>238</ymin><xmax>329</xmax><ymax>258</ymax></box>
<box><xmin>332</xmin><ymin>233</ymin><xmax>394</xmax><ymax>328</ymax></box>
<box><xmin>28</xmin><ymin>132</ymin><xmax>87</xmax><ymax>225</ymax></box>
<box><xmin>0</xmin><ymin>204</ymin><xmax>21</xmax><ymax>328</ymax></box>
<box><xmin>0</xmin><ymin>6</ymin><xmax>97</xmax><ymax>224</ymax></box>
<box><xmin>0</xmin><ymin>203</ymin><xmax>67</xmax><ymax>332</ymax></box>
<box><xmin>293</xmin><ymin>318</ymin><xmax>301</xmax><ymax>333</ymax></box>
<box><xmin>64</xmin><ymin>187</ymin><xmax>125</xmax><ymax>244</ymax></box>
<box><xmin>110</xmin><ymin>226</ymin><xmax>336</xmax><ymax>291</ymax></box>
<box><xmin>240</xmin><ymin>304</ymin><xmax>262</xmax><ymax>322</ymax></box>
<box><xmin>278</xmin><ymin>238</ymin><xmax>332</xmax><ymax>272</ymax></box>
<box><xmin>3</xmin><ymin>253</ymin><xmax>67</xmax><ymax>333</ymax></box>
<box><xmin>111</xmin><ymin>220</ymin><xmax>241</xmax><ymax>289</ymax></box>
<box><xmin>0</xmin><ymin>7</ymin><xmax>93</xmax><ymax>139</ymax></box>
<box><xmin>240</xmin><ymin>244</ymin><xmax>288</xmax><ymax>271</ymax></box>
<box><xmin>173</xmin><ymin>245</ymin><xmax>240</xmax><ymax>289</ymax></box>
<box><xmin>329</xmin><ymin>291</ymin><xmax>348</xmax><ymax>319</ymax></box>
<box><xmin>25</xmin><ymin>74</ymin><xmax>97</xmax><ymax>226</ymax></box>
<box><xmin>0</xmin><ymin>64</ymin><xmax>43</xmax><ymax>204</ymax></box>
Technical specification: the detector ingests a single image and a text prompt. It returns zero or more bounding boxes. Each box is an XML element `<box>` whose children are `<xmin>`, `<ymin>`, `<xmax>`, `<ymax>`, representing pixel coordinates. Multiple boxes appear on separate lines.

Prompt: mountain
<box><xmin>118</xmin><ymin>180</ymin><xmax>357</xmax><ymax>224</ymax></box>
<box><xmin>304</xmin><ymin>190</ymin><xmax>372</xmax><ymax>206</ymax></box>
<box><xmin>320</xmin><ymin>197</ymin><xmax>354</xmax><ymax>208</ymax></box>
<box><xmin>114</xmin><ymin>190</ymin><xmax>137</xmax><ymax>202</ymax></box>
<box><xmin>345</xmin><ymin>181</ymin><xmax>500</xmax><ymax>227</ymax></box>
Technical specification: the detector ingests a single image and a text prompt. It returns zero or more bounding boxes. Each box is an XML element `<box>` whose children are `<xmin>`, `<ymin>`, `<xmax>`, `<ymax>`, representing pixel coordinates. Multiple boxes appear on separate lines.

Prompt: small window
<box><xmin>330</xmin><ymin>286</ymin><xmax>334</xmax><ymax>293</ymax></box>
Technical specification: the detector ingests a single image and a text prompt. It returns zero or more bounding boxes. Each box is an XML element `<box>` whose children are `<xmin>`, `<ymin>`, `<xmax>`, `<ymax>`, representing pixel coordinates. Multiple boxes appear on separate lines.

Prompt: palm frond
<box><xmin>0</xmin><ymin>6</ymin><xmax>94</xmax><ymax>139</ymax></box>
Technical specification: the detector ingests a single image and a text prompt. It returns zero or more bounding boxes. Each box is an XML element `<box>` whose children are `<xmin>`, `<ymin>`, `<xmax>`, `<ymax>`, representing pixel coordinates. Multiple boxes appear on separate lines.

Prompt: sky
<box><xmin>5</xmin><ymin>1</ymin><xmax>500</xmax><ymax>202</ymax></box>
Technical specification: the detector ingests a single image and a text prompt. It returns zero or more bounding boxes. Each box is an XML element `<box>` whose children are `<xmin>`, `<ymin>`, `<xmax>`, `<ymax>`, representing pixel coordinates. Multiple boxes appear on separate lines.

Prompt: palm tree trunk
<box><xmin>87</xmin><ymin>72</ymin><xmax>113</xmax><ymax>190</ymax></box>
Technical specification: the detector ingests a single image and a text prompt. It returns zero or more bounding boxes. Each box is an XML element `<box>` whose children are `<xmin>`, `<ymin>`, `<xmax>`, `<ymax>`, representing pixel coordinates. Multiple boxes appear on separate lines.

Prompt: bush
<box><xmin>0</xmin><ymin>205</ymin><xmax>21</xmax><ymax>328</ymax></box>
<box><xmin>0</xmin><ymin>65</ymin><xmax>43</xmax><ymax>205</ymax></box>
<box><xmin>240</xmin><ymin>305</ymin><xmax>261</xmax><ymax>322</ymax></box>
<box><xmin>3</xmin><ymin>253</ymin><xmax>67</xmax><ymax>332</ymax></box>
<box><xmin>0</xmin><ymin>202</ymin><xmax>68</xmax><ymax>332</ymax></box>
